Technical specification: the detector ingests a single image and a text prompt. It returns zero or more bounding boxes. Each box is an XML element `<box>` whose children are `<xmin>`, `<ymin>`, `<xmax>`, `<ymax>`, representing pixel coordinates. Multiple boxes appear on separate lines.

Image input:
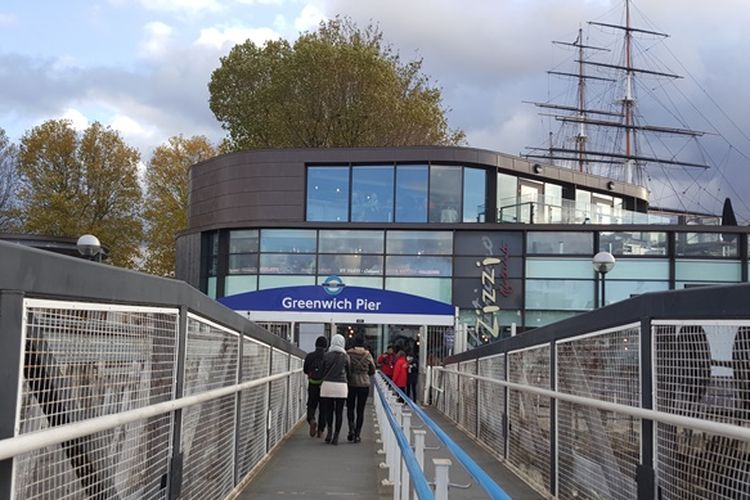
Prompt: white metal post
<box><xmin>401</xmin><ymin>412</ymin><xmax>411</xmax><ymax>500</ymax></box>
<box><xmin>413</xmin><ymin>430</ymin><xmax>426</xmax><ymax>500</ymax></box>
<box><xmin>433</xmin><ymin>458</ymin><xmax>452</xmax><ymax>500</ymax></box>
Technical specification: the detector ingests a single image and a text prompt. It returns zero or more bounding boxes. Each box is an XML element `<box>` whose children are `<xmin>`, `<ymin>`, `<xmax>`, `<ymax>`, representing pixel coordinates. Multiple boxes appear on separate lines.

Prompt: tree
<box><xmin>143</xmin><ymin>135</ymin><xmax>217</xmax><ymax>276</ymax></box>
<box><xmin>209</xmin><ymin>17</ymin><xmax>465</xmax><ymax>150</ymax></box>
<box><xmin>0</xmin><ymin>128</ymin><xmax>22</xmax><ymax>231</ymax></box>
<box><xmin>18</xmin><ymin>120</ymin><xmax>143</xmax><ymax>268</ymax></box>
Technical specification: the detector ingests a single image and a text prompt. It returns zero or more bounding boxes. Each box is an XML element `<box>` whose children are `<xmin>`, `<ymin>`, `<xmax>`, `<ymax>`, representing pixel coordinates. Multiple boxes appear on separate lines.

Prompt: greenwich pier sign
<box><xmin>219</xmin><ymin>276</ymin><xmax>455</xmax><ymax>326</ymax></box>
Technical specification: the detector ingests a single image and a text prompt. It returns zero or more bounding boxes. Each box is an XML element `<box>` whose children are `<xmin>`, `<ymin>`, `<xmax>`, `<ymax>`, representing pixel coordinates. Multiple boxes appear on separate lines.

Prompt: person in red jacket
<box><xmin>392</xmin><ymin>349</ymin><xmax>408</xmax><ymax>395</ymax></box>
<box><xmin>377</xmin><ymin>345</ymin><xmax>395</xmax><ymax>378</ymax></box>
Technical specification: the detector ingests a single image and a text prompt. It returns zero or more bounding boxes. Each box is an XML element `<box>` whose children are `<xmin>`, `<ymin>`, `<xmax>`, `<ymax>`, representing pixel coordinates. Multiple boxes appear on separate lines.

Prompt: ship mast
<box><xmin>577</xmin><ymin>27</ymin><xmax>587</xmax><ymax>173</ymax></box>
<box><xmin>623</xmin><ymin>0</ymin><xmax>635</xmax><ymax>183</ymax></box>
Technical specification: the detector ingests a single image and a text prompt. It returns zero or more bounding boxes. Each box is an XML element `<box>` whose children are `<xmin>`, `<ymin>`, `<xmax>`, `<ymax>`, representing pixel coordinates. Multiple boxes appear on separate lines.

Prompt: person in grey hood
<box><xmin>319</xmin><ymin>334</ymin><xmax>350</xmax><ymax>445</ymax></box>
<box><xmin>346</xmin><ymin>334</ymin><xmax>376</xmax><ymax>443</ymax></box>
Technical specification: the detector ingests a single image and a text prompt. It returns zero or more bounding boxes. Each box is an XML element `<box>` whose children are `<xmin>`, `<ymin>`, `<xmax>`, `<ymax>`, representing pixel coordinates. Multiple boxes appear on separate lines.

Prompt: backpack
<box><xmin>309</xmin><ymin>354</ymin><xmax>326</xmax><ymax>381</ymax></box>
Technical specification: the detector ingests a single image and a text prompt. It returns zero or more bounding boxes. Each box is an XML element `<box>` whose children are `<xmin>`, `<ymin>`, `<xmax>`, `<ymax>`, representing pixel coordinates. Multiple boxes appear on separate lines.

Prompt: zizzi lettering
<box><xmin>472</xmin><ymin>237</ymin><xmax>514</xmax><ymax>339</ymax></box>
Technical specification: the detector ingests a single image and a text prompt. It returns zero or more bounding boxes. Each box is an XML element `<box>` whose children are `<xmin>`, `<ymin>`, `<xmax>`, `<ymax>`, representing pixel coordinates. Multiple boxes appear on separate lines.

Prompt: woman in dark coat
<box><xmin>319</xmin><ymin>334</ymin><xmax>350</xmax><ymax>445</ymax></box>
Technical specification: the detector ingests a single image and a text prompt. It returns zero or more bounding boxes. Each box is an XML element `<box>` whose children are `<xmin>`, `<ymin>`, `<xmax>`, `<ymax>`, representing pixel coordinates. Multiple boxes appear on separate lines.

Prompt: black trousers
<box><xmin>321</xmin><ymin>397</ymin><xmax>346</xmax><ymax>437</ymax></box>
<box><xmin>307</xmin><ymin>384</ymin><xmax>321</xmax><ymax>425</ymax></box>
<box><xmin>406</xmin><ymin>377</ymin><xmax>418</xmax><ymax>401</ymax></box>
<box><xmin>346</xmin><ymin>386</ymin><xmax>370</xmax><ymax>436</ymax></box>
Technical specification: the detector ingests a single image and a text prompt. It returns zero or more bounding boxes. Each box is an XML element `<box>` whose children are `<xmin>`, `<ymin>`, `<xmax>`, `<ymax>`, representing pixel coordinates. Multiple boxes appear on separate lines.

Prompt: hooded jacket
<box><xmin>347</xmin><ymin>347</ymin><xmax>376</xmax><ymax>387</ymax></box>
<box><xmin>303</xmin><ymin>336</ymin><xmax>328</xmax><ymax>385</ymax></box>
<box><xmin>322</xmin><ymin>334</ymin><xmax>350</xmax><ymax>384</ymax></box>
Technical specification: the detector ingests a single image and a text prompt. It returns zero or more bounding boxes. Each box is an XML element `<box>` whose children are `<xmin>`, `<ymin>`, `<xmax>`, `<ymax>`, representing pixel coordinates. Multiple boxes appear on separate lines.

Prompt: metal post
<box><xmin>401</xmin><ymin>412</ymin><xmax>411</xmax><ymax>500</ymax></box>
<box><xmin>233</xmin><ymin>332</ymin><xmax>244</xmax><ymax>488</ymax></box>
<box><xmin>168</xmin><ymin>305</ymin><xmax>188</xmax><ymax>500</ymax></box>
<box><xmin>0</xmin><ymin>291</ymin><xmax>24</xmax><ymax>500</ymax></box>
<box><xmin>413</xmin><ymin>430</ymin><xmax>426</xmax><ymax>500</ymax></box>
<box><xmin>433</xmin><ymin>458</ymin><xmax>452</xmax><ymax>500</ymax></box>
<box><xmin>638</xmin><ymin>317</ymin><xmax>655</xmax><ymax>499</ymax></box>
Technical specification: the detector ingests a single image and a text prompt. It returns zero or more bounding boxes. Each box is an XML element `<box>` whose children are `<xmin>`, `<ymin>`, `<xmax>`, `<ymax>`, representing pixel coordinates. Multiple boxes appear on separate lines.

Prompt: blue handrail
<box><xmin>374</xmin><ymin>375</ymin><xmax>434</xmax><ymax>500</ymax></box>
<box><xmin>381</xmin><ymin>375</ymin><xmax>512</xmax><ymax>500</ymax></box>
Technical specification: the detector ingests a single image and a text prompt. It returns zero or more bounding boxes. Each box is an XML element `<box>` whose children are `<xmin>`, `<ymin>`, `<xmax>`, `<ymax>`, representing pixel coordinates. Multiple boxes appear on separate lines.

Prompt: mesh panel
<box><xmin>557</xmin><ymin>327</ymin><xmax>641</xmax><ymax>500</ymax></box>
<box><xmin>458</xmin><ymin>361</ymin><xmax>478</xmax><ymax>436</ymax></box>
<box><xmin>508</xmin><ymin>345</ymin><xmax>551</xmax><ymax>494</ymax></box>
<box><xmin>655</xmin><ymin>321</ymin><xmax>750</xmax><ymax>499</ymax></box>
<box><xmin>237</xmin><ymin>337</ymin><xmax>270</xmax><ymax>480</ymax></box>
<box><xmin>289</xmin><ymin>357</ymin><xmax>304</xmax><ymax>423</ymax></box>
<box><xmin>268</xmin><ymin>349</ymin><xmax>289</xmax><ymax>449</ymax></box>
<box><xmin>443</xmin><ymin>363</ymin><xmax>459</xmax><ymax>423</ymax></box>
<box><xmin>478</xmin><ymin>354</ymin><xmax>505</xmax><ymax>460</ymax></box>
<box><xmin>15</xmin><ymin>300</ymin><xmax>178</xmax><ymax>499</ymax></box>
<box><xmin>180</xmin><ymin>315</ymin><xmax>239</xmax><ymax>500</ymax></box>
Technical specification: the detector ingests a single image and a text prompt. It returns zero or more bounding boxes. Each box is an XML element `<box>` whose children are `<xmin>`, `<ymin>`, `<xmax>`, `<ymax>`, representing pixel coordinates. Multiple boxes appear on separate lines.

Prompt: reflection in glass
<box><xmin>525</xmin><ymin>279</ymin><xmax>594</xmax><ymax>310</ymax></box>
<box><xmin>386</xmin><ymin>255</ymin><xmax>452</xmax><ymax>276</ymax></box>
<box><xmin>386</xmin><ymin>231</ymin><xmax>453</xmax><ymax>255</ymax></box>
<box><xmin>317</xmin><ymin>275</ymin><xmax>383</xmax><ymax>288</ymax></box>
<box><xmin>385</xmin><ymin>277</ymin><xmax>452</xmax><ymax>303</ymax></box>
<box><xmin>318</xmin><ymin>254</ymin><xmax>383</xmax><ymax>275</ymax></box>
<box><xmin>261</xmin><ymin>229</ymin><xmax>316</xmax><ymax>253</ymax></box>
<box><xmin>351</xmin><ymin>165</ymin><xmax>394</xmax><ymax>222</ymax></box>
<box><xmin>675</xmin><ymin>232</ymin><xmax>738</xmax><ymax>257</ymax></box>
<box><xmin>225</xmin><ymin>275</ymin><xmax>258</xmax><ymax>296</ymax></box>
<box><xmin>228</xmin><ymin>254</ymin><xmax>258</xmax><ymax>274</ymax></box>
<box><xmin>259</xmin><ymin>275</ymin><xmax>316</xmax><ymax>290</ymax></box>
<box><xmin>318</xmin><ymin>230</ymin><xmax>384</xmax><ymax>254</ymax></box>
<box><xmin>599</xmin><ymin>232</ymin><xmax>667</xmax><ymax>256</ymax></box>
<box><xmin>229</xmin><ymin>229</ymin><xmax>259</xmax><ymax>253</ymax></box>
<box><xmin>396</xmin><ymin>165</ymin><xmax>428</xmax><ymax>222</ymax></box>
<box><xmin>527</xmin><ymin>232</ymin><xmax>593</xmax><ymax>255</ymax></box>
<box><xmin>429</xmin><ymin>165</ymin><xmax>462</xmax><ymax>223</ymax></box>
<box><xmin>497</xmin><ymin>172</ymin><xmax>518</xmax><ymax>222</ymax></box>
<box><xmin>463</xmin><ymin>167</ymin><xmax>486</xmax><ymax>222</ymax></box>
<box><xmin>307</xmin><ymin>166</ymin><xmax>349</xmax><ymax>221</ymax></box>
<box><xmin>603</xmin><ymin>280</ymin><xmax>669</xmax><ymax>305</ymax></box>
<box><xmin>259</xmin><ymin>254</ymin><xmax>316</xmax><ymax>274</ymax></box>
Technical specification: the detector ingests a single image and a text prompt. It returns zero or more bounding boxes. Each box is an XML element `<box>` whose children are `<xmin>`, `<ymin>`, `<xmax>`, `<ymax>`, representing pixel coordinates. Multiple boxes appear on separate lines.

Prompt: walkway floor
<box><xmin>238</xmin><ymin>411</ymin><xmax>380</xmax><ymax>499</ymax></box>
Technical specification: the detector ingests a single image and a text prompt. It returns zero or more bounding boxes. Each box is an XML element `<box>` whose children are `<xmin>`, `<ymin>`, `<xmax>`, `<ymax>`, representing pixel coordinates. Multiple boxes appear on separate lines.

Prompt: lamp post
<box><xmin>77</xmin><ymin>234</ymin><xmax>102</xmax><ymax>262</ymax></box>
<box><xmin>592</xmin><ymin>251</ymin><xmax>616</xmax><ymax>308</ymax></box>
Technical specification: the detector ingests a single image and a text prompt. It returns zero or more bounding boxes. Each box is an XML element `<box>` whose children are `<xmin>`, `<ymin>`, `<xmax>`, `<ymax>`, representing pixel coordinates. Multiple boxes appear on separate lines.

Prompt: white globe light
<box><xmin>592</xmin><ymin>251</ymin><xmax>616</xmax><ymax>274</ymax></box>
<box><xmin>77</xmin><ymin>234</ymin><xmax>101</xmax><ymax>258</ymax></box>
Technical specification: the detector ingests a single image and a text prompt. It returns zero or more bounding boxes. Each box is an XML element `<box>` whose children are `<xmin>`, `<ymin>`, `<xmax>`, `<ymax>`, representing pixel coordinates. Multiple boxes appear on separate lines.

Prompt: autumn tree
<box><xmin>209</xmin><ymin>17</ymin><xmax>464</xmax><ymax>150</ymax></box>
<box><xmin>142</xmin><ymin>135</ymin><xmax>217</xmax><ymax>276</ymax></box>
<box><xmin>0</xmin><ymin>128</ymin><xmax>22</xmax><ymax>231</ymax></box>
<box><xmin>18</xmin><ymin>120</ymin><xmax>143</xmax><ymax>267</ymax></box>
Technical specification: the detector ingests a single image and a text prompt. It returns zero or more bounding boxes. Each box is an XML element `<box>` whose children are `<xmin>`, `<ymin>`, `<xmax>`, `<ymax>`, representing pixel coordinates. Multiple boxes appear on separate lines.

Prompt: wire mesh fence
<box><xmin>458</xmin><ymin>360</ymin><xmax>477</xmax><ymax>437</ymax></box>
<box><xmin>478</xmin><ymin>354</ymin><xmax>505</xmax><ymax>460</ymax></box>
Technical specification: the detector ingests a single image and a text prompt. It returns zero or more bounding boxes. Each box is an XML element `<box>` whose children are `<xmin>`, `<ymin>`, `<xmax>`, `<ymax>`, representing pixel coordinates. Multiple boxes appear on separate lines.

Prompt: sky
<box><xmin>1</xmin><ymin>0</ymin><xmax>749</xmax><ymax>221</ymax></box>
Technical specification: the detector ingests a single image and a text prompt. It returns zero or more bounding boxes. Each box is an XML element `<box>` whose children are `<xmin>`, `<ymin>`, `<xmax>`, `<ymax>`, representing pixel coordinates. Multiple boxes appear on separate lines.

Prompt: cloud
<box><xmin>141</xmin><ymin>22</ymin><xmax>174</xmax><ymax>58</ymax></box>
<box><xmin>59</xmin><ymin>108</ymin><xmax>90</xmax><ymax>130</ymax></box>
<box><xmin>111</xmin><ymin>114</ymin><xmax>158</xmax><ymax>139</ymax></box>
<box><xmin>0</xmin><ymin>13</ymin><xmax>18</xmax><ymax>27</ymax></box>
<box><xmin>195</xmin><ymin>25</ymin><xmax>281</xmax><ymax>49</ymax></box>
<box><xmin>293</xmin><ymin>3</ymin><xmax>325</xmax><ymax>33</ymax></box>
<box><xmin>137</xmin><ymin>0</ymin><xmax>223</xmax><ymax>14</ymax></box>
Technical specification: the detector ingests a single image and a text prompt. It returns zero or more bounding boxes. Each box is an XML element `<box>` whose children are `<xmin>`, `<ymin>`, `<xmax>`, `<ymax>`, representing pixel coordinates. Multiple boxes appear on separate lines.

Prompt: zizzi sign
<box><xmin>474</xmin><ymin>237</ymin><xmax>514</xmax><ymax>338</ymax></box>
<box><xmin>219</xmin><ymin>275</ymin><xmax>454</xmax><ymax>317</ymax></box>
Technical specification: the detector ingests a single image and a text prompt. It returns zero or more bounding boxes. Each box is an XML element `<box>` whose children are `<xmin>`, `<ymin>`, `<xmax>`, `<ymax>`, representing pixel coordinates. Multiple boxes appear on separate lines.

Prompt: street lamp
<box><xmin>592</xmin><ymin>251</ymin><xmax>616</xmax><ymax>308</ymax></box>
<box><xmin>77</xmin><ymin>234</ymin><xmax>102</xmax><ymax>262</ymax></box>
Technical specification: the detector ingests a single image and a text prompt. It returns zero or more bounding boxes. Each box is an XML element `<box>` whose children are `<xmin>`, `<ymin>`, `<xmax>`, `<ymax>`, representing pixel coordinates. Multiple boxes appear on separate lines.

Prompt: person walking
<box><xmin>392</xmin><ymin>349</ymin><xmax>408</xmax><ymax>396</ymax></box>
<box><xmin>346</xmin><ymin>334</ymin><xmax>376</xmax><ymax>443</ymax></box>
<box><xmin>303</xmin><ymin>335</ymin><xmax>328</xmax><ymax>437</ymax></box>
<box><xmin>320</xmin><ymin>334</ymin><xmax>350</xmax><ymax>445</ymax></box>
<box><xmin>406</xmin><ymin>352</ymin><xmax>419</xmax><ymax>401</ymax></box>
<box><xmin>377</xmin><ymin>345</ymin><xmax>395</xmax><ymax>378</ymax></box>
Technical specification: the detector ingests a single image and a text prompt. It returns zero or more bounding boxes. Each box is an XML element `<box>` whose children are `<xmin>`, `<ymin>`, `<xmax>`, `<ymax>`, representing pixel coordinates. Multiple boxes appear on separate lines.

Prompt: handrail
<box><xmin>0</xmin><ymin>368</ymin><xmax>302</xmax><ymax>461</ymax></box>
<box><xmin>381</xmin><ymin>374</ymin><xmax>512</xmax><ymax>500</ymax></box>
<box><xmin>375</xmin><ymin>374</ymin><xmax>434</xmax><ymax>500</ymax></box>
<box><xmin>434</xmin><ymin>366</ymin><xmax>750</xmax><ymax>443</ymax></box>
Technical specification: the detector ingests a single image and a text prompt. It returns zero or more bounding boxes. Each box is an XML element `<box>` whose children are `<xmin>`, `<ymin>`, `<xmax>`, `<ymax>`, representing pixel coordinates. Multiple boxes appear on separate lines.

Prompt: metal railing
<box><xmin>430</xmin><ymin>284</ymin><xmax>750</xmax><ymax>499</ymax></box>
<box><xmin>0</xmin><ymin>241</ymin><xmax>307</xmax><ymax>500</ymax></box>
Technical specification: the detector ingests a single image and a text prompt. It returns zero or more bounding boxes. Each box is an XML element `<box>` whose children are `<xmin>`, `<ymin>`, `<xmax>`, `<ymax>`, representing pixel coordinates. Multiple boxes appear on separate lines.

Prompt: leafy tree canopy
<box><xmin>18</xmin><ymin>119</ymin><xmax>143</xmax><ymax>268</ymax></box>
<box><xmin>0</xmin><ymin>128</ymin><xmax>22</xmax><ymax>231</ymax></box>
<box><xmin>143</xmin><ymin>135</ymin><xmax>217</xmax><ymax>276</ymax></box>
<box><xmin>209</xmin><ymin>17</ymin><xmax>465</xmax><ymax>150</ymax></box>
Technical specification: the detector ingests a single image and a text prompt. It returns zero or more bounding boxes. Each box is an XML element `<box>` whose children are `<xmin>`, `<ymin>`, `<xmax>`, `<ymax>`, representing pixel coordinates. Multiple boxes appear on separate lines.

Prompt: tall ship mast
<box><xmin>525</xmin><ymin>0</ymin><xmax>709</xmax><ymax>187</ymax></box>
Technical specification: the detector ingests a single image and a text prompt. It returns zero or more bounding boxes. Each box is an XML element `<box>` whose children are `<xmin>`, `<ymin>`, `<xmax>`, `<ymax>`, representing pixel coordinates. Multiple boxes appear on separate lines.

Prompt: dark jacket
<box><xmin>303</xmin><ymin>347</ymin><xmax>326</xmax><ymax>385</ymax></box>
<box><xmin>347</xmin><ymin>347</ymin><xmax>376</xmax><ymax>387</ymax></box>
<box><xmin>322</xmin><ymin>351</ymin><xmax>350</xmax><ymax>384</ymax></box>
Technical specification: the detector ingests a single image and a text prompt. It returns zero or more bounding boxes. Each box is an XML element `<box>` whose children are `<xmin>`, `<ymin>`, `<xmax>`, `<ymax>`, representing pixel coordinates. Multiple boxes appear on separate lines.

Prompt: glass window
<box><xmin>603</xmin><ymin>281</ymin><xmax>669</xmax><ymax>306</ymax></box>
<box><xmin>317</xmin><ymin>275</ymin><xmax>383</xmax><ymax>289</ymax></box>
<box><xmin>307</xmin><ymin>166</ymin><xmax>349</xmax><ymax>221</ymax></box>
<box><xmin>675</xmin><ymin>232</ymin><xmax>739</xmax><ymax>257</ymax></box>
<box><xmin>318</xmin><ymin>230</ymin><xmax>384</xmax><ymax>254</ymax></box>
<box><xmin>386</xmin><ymin>231</ymin><xmax>453</xmax><ymax>255</ymax></box>
<box><xmin>395</xmin><ymin>165</ymin><xmax>428</xmax><ymax>222</ymax></box>
<box><xmin>205</xmin><ymin>231</ymin><xmax>219</xmax><ymax>277</ymax></box>
<box><xmin>259</xmin><ymin>275</ymin><xmax>316</xmax><ymax>290</ymax></box>
<box><xmin>607</xmin><ymin>259</ymin><xmax>669</xmax><ymax>280</ymax></box>
<box><xmin>599</xmin><ymin>232</ymin><xmax>667</xmax><ymax>256</ymax></box>
<box><xmin>207</xmin><ymin>277</ymin><xmax>217</xmax><ymax>299</ymax></box>
<box><xmin>351</xmin><ymin>165</ymin><xmax>394</xmax><ymax>222</ymax></box>
<box><xmin>497</xmin><ymin>172</ymin><xmax>518</xmax><ymax>222</ymax></box>
<box><xmin>526</xmin><ymin>310</ymin><xmax>579</xmax><ymax>327</ymax></box>
<box><xmin>526</xmin><ymin>258</ymin><xmax>593</xmax><ymax>279</ymax></box>
<box><xmin>225</xmin><ymin>275</ymin><xmax>257</xmax><ymax>296</ymax></box>
<box><xmin>318</xmin><ymin>255</ymin><xmax>383</xmax><ymax>276</ymax></box>
<box><xmin>385</xmin><ymin>256</ymin><xmax>452</xmax><ymax>277</ymax></box>
<box><xmin>463</xmin><ymin>167</ymin><xmax>486</xmax><ymax>223</ymax></box>
<box><xmin>259</xmin><ymin>254</ymin><xmax>316</xmax><ymax>274</ymax></box>
<box><xmin>429</xmin><ymin>165</ymin><xmax>462</xmax><ymax>223</ymax></box>
<box><xmin>527</xmin><ymin>232</ymin><xmax>593</xmax><ymax>255</ymax></box>
<box><xmin>228</xmin><ymin>254</ymin><xmax>258</xmax><ymax>274</ymax></box>
<box><xmin>675</xmin><ymin>260</ymin><xmax>742</xmax><ymax>282</ymax></box>
<box><xmin>229</xmin><ymin>229</ymin><xmax>258</xmax><ymax>253</ymax></box>
<box><xmin>385</xmin><ymin>277</ymin><xmax>452</xmax><ymax>303</ymax></box>
<box><xmin>525</xmin><ymin>279</ymin><xmax>594</xmax><ymax>310</ymax></box>
<box><xmin>261</xmin><ymin>229</ymin><xmax>316</xmax><ymax>253</ymax></box>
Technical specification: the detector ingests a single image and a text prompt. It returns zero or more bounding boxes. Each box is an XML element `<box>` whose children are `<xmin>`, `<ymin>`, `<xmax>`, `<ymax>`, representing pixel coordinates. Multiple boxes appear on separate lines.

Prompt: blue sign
<box><xmin>219</xmin><ymin>282</ymin><xmax>454</xmax><ymax>317</ymax></box>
